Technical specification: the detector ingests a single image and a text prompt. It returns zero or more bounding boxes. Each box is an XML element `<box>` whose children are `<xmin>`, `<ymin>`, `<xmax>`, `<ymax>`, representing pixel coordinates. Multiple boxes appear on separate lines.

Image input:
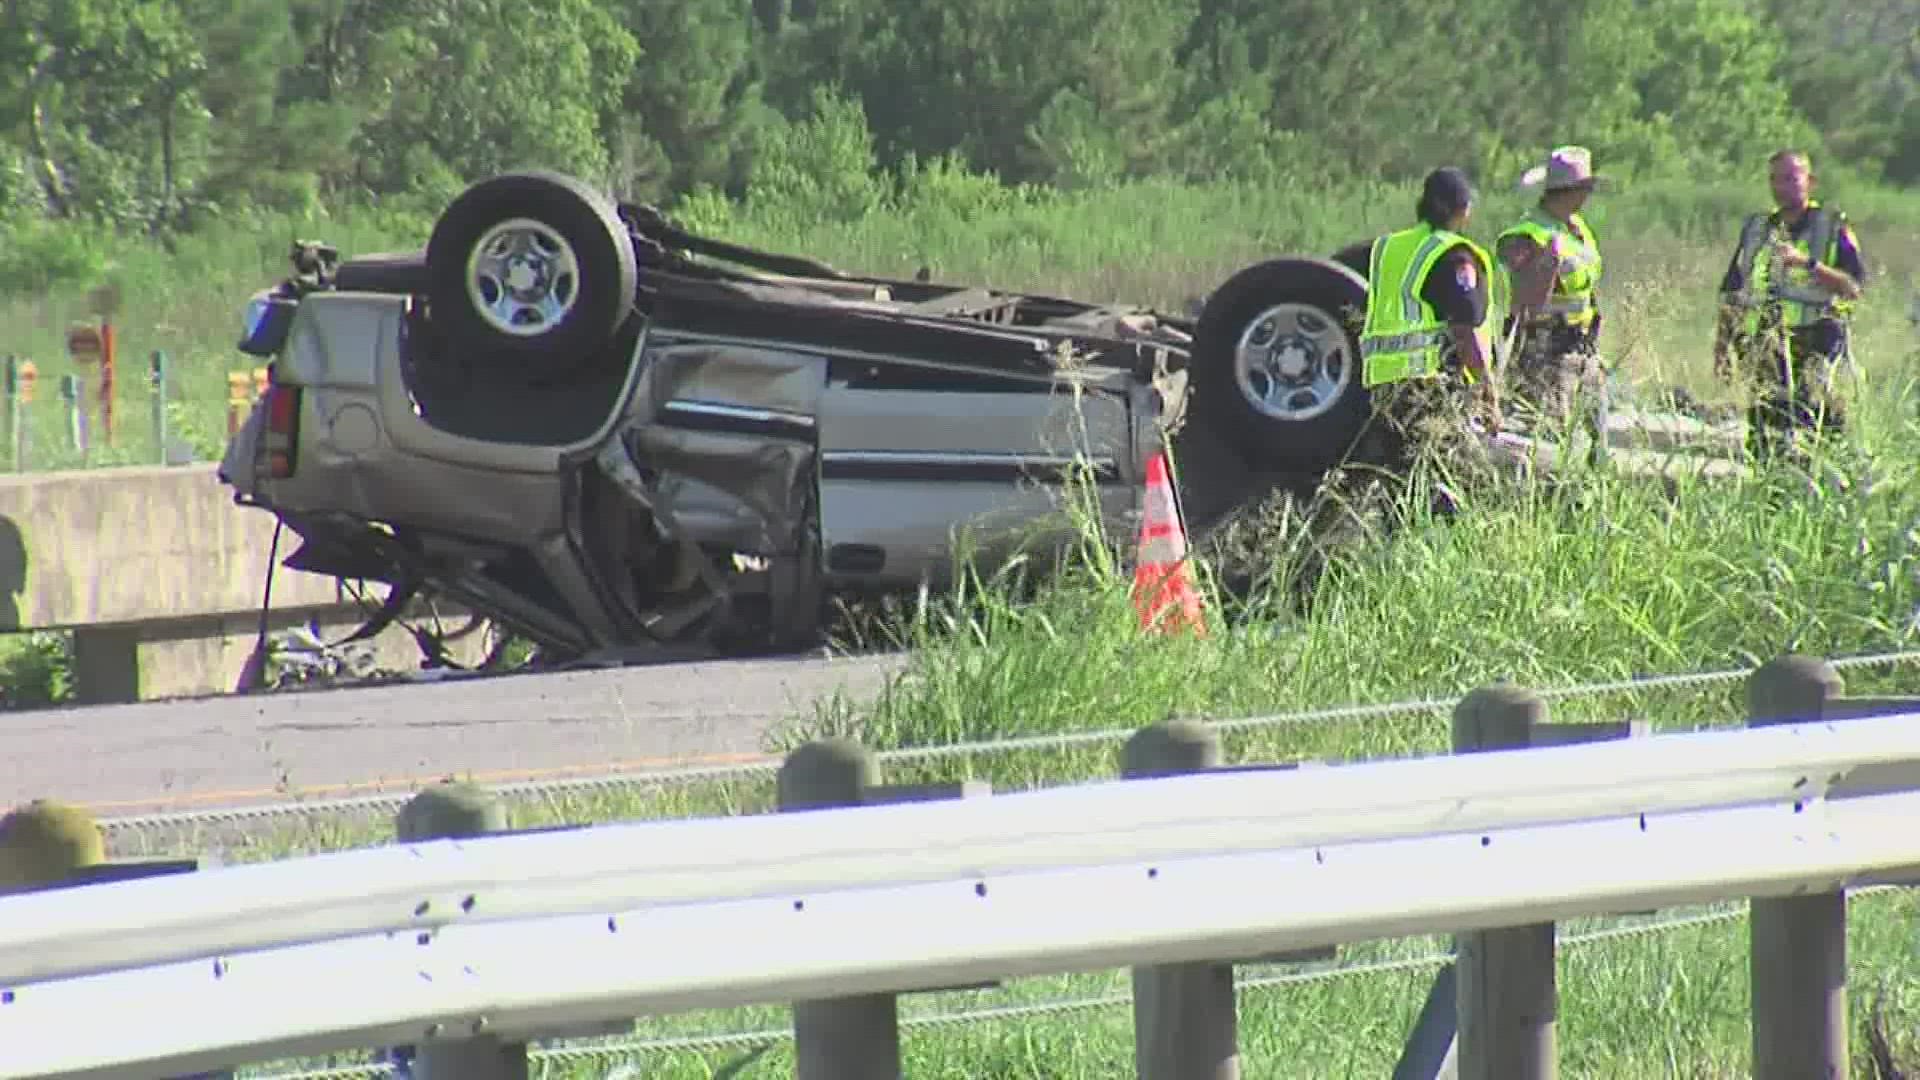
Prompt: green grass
<box><xmin>11</xmin><ymin>171</ymin><xmax>1920</xmax><ymax>1075</ymax></box>
<box><xmin>153</xmin><ymin>425</ymin><xmax>1920</xmax><ymax>1078</ymax></box>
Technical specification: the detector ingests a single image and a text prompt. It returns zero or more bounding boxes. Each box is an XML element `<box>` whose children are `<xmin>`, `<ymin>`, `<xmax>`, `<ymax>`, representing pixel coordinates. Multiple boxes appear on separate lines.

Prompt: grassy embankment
<box><xmin>14</xmin><ymin>172</ymin><xmax>1920</xmax><ymax>1076</ymax></box>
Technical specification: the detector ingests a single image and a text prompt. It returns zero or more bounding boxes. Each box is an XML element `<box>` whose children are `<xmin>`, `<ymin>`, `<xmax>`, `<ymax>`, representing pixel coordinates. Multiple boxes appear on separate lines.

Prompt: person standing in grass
<box><xmin>1711</xmin><ymin>148</ymin><xmax>1868</xmax><ymax>464</ymax></box>
<box><xmin>1496</xmin><ymin>145</ymin><xmax>1610</xmax><ymax>468</ymax></box>
<box><xmin>1356</xmin><ymin>166</ymin><xmax>1501</xmax><ymax>496</ymax></box>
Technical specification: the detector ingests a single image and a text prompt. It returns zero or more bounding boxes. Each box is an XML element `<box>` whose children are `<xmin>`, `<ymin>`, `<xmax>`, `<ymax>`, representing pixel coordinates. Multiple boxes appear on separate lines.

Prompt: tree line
<box><xmin>2</xmin><ymin>0</ymin><xmax>1916</xmax><ymax>237</ymax></box>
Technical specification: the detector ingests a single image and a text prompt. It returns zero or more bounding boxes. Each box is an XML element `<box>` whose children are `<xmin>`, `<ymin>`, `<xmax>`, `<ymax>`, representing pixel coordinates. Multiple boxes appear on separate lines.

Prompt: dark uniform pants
<box><xmin>1362</xmin><ymin>370</ymin><xmax>1484</xmax><ymax>478</ymax></box>
<box><xmin>1729</xmin><ymin>319</ymin><xmax>1850</xmax><ymax>464</ymax></box>
<box><xmin>1507</xmin><ymin>318</ymin><xmax>1609</xmax><ymax>467</ymax></box>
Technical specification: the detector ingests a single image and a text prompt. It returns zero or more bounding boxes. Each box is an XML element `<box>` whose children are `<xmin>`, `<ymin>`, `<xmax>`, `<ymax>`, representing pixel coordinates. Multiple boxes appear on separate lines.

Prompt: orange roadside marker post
<box><xmin>12</xmin><ymin>360</ymin><xmax>38</xmax><ymax>472</ymax></box>
<box><xmin>227</xmin><ymin>371</ymin><xmax>253</xmax><ymax>436</ymax></box>
<box><xmin>99</xmin><ymin>320</ymin><xmax>117</xmax><ymax>446</ymax></box>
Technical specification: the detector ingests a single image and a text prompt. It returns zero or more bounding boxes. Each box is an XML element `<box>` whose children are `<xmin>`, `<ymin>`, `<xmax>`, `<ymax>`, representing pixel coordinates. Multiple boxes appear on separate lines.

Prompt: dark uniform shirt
<box><xmin>1421</xmin><ymin>243</ymin><xmax>1488</xmax><ymax>329</ymax></box>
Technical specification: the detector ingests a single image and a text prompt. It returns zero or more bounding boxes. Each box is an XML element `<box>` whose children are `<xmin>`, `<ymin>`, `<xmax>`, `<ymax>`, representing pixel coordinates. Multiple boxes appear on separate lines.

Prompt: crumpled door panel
<box><xmin>618</xmin><ymin>339</ymin><xmax>827</xmax><ymax>557</ymax></box>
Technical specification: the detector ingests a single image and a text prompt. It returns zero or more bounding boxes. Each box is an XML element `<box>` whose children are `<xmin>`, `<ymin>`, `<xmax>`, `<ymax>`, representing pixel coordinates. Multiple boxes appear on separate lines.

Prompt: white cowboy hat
<box><xmin>1519</xmin><ymin>145</ymin><xmax>1607</xmax><ymax>191</ymax></box>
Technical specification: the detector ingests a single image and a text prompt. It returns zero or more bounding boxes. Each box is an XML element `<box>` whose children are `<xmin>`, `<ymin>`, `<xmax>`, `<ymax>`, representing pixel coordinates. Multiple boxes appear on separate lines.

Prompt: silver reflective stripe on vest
<box><xmin>1558</xmin><ymin>247</ymin><xmax>1598</xmax><ymax>275</ymax></box>
<box><xmin>1401</xmin><ymin>234</ymin><xmax>1451</xmax><ymax>322</ymax></box>
<box><xmin>1803</xmin><ymin>207</ymin><xmax>1837</xmax><ymax>274</ymax></box>
<box><xmin>1361</xmin><ymin>328</ymin><xmax>1451</xmax><ymax>357</ymax></box>
<box><xmin>1539</xmin><ymin>296</ymin><xmax>1594</xmax><ymax>315</ymax></box>
<box><xmin>1553</xmin><ymin>218</ymin><xmax>1599</xmax><ymax>276</ymax></box>
<box><xmin>1727</xmin><ymin>214</ymin><xmax>1771</xmax><ymax>308</ymax></box>
<box><xmin>1783</xmin><ymin>207</ymin><xmax>1839</xmax><ymax>313</ymax></box>
<box><xmin>1773</xmin><ymin>283</ymin><xmax>1835</xmax><ymax>305</ymax></box>
<box><xmin>1362</xmin><ymin>230</ymin><xmax>1463</xmax><ymax>384</ymax></box>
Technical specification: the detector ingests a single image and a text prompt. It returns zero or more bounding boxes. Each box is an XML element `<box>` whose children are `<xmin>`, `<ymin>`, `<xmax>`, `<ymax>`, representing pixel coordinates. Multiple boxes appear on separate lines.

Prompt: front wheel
<box><xmin>1190</xmin><ymin>258</ymin><xmax>1372</xmax><ymax>472</ymax></box>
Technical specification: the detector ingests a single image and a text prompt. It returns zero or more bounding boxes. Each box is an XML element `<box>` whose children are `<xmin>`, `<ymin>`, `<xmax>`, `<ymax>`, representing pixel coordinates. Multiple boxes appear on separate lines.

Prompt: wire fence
<box><xmin>96</xmin><ymin>646</ymin><xmax>1920</xmax><ymax>845</ymax></box>
<box><xmin>238</xmin><ymin>887</ymin><xmax>1911</xmax><ymax>1079</ymax></box>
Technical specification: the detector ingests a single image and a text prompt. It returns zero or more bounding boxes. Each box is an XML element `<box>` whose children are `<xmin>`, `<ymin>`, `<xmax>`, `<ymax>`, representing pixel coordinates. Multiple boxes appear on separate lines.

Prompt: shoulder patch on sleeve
<box><xmin>1454</xmin><ymin>257</ymin><xmax>1478</xmax><ymax>291</ymax></box>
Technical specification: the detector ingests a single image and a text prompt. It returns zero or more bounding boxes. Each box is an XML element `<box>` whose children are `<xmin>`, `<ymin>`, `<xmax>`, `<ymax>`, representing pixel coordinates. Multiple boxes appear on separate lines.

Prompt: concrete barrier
<box><xmin>1605</xmin><ymin>407</ymin><xmax>1744</xmax><ymax>455</ymax></box>
<box><xmin>0</xmin><ymin>464</ymin><xmax>473</xmax><ymax>704</ymax></box>
<box><xmin>1482</xmin><ymin>429</ymin><xmax>1747</xmax><ymax>484</ymax></box>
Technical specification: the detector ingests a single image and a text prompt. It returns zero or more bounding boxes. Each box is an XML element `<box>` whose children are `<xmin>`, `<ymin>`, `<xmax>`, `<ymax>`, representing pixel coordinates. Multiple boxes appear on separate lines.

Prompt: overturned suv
<box><xmin>219</xmin><ymin>170</ymin><xmax>1378</xmax><ymax>664</ymax></box>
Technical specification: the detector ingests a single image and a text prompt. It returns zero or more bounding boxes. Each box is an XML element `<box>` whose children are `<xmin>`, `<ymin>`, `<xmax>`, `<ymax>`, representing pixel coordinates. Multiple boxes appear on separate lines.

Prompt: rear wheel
<box><xmin>1190</xmin><ymin>258</ymin><xmax>1372</xmax><ymax>472</ymax></box>
<box><xmin>424</xmin><ymin>171</ymin><xmax>638</xmax><ymax>381</ymax></box>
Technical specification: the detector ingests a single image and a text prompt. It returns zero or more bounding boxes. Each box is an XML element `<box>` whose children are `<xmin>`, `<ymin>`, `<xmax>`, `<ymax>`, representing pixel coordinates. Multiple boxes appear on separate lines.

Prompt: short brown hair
<box><xmin>1768</xmin><ymin>148</ymin><xmax>1812</xmax><ymax>172</ymax></box>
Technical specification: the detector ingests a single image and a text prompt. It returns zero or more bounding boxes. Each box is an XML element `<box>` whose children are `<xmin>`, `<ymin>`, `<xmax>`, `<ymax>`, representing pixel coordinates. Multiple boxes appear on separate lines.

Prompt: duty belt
<box><xmin>1732</xmin><ymin>283</ymin><xmax>1833</xmax><ymax>305</ymax></box>
<box><xmin>1536</xmin><ymin>296</ymin><xmax>1594</xmax><ymax>316</ymax></box>
<box><xmin>1727</xmin><ymin>283</ymin><xmax>1837</xmax><ymax>324</ymax></box>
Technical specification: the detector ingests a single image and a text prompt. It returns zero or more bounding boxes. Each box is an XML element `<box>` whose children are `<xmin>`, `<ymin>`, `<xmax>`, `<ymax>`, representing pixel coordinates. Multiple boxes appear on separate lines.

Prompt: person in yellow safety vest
<box><xmin>1712</xmin><ymin>148</ymin><xmax>1867</xmax><ymax>465</ymax></box>
<box><xmin>1357</xmin><ymin>166</ymin><xmax>1500</xmax><ymax>495</ymax></box>
<box><xmin>1496</xmin><ymin>145</ymin><xmax>1610</xmax><ymax>468</ymax></box>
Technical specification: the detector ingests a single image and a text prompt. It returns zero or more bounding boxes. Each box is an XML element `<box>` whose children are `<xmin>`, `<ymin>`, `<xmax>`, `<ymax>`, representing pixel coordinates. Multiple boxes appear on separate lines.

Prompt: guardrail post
<box><xmin>1</xmin><ymin>801</ymin><xmax>228</xmax><ymax>1079</ymax></box>
<box><xmin>778</xmin><ymin>738</ymin><xmax>902</xmax><ymax>1080</ymax></box>
<box><xmin>1398</xmin><ymin>708</ymin><xmax>1645</xmax><ymax>1080</ymax></box>
<box><xmin>1</xmin><ymin>797</ymin><xmax>204</xmax><ymax>894</ymax></box>
<box><xmin>1452</xmin><ymin>685</ymin><xmax>1555</xmax><ymax>1080</ymax></box>
<box><xmin>1124</xmin><ymin>719</ymin><xmax>1239</xmax><ymax>1080</ymax></box>
<box><xmin>0</xmin><ymin>799</ymin><xmax>105</xmax><ymax>897</ymax></box>
<box><xmin>394</xmin><ymin>783</ymin><xmax>527</xmax><ymax>1080</ymax></box>
<box><xmin>1746</xmin><ymin>654</ymin><xmax>1847</xmax><ymax>1080</ymax></box>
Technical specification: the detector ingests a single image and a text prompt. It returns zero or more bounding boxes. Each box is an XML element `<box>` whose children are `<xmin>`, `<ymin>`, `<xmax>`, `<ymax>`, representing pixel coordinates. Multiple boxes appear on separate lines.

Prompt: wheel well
<box><xmin>1330</xmin><ymin>241</ymin><xmax>1372</xmax><ymax>283</ymax></box>
<box><xmin>1197</xmin><ymin>257</ymin><xmax>1367</xmax><ymax>342</ymax></box>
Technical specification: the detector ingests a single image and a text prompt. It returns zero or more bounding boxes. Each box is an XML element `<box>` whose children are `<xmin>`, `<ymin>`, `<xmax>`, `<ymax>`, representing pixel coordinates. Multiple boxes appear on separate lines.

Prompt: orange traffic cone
<box><xmin>1130</xmin><ymin>452</ymin><xmax>1207</xmax><ymax>636</ymax></box>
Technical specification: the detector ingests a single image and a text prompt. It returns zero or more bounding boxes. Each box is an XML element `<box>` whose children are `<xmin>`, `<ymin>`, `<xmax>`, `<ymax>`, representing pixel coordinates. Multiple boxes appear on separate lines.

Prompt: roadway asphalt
<box><xmin>0</xmin><ymin>652</ymin><xmax>907</xmax><ymax>815</ymax></box>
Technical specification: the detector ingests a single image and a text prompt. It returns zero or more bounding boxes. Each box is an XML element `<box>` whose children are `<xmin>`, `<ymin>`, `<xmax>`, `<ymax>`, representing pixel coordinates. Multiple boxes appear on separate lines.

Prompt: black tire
<box><xmin>1191</xmin><ymin>257</ymin><xmax>1371</xmax><ymax>472</ymax></box>
<box><xmin>425</xmin><ymin>171</ymin><xmax>637</xmax><ymax>378</ymax></box>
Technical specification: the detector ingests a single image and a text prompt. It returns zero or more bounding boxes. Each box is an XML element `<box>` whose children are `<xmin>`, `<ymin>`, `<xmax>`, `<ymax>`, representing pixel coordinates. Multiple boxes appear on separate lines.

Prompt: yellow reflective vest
<box><xmin>1360</xmin><ymin>224</ymin><xmax>1493</xmax><ymax>388</ymax></box>
<box><xmin>1728</xmin><ymin>200</ymin><xmax>1855</xmax><ymax>332</ymax></box>
<box><xmin>1496</xmin><ymin>208</ymin><xmax>1602</xmax><ymax>329</ymax></box>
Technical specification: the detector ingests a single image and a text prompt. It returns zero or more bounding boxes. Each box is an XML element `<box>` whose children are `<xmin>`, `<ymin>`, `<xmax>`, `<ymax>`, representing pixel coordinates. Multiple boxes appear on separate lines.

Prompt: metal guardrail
<box><xmin>0</xmin><ymin>654</ymin><xmax>1914</xmax><ymax>1080</ymax></box>
<box><xmin>9</xmin><ymin>708</ymin><xmax>1916</xmax><ymax>990</ymax></box>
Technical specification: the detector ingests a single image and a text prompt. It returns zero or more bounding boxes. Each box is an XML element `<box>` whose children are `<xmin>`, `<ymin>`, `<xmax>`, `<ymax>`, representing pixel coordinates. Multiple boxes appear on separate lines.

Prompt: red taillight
<box><xmin>256</xmin><ymin>378</ymin><xmax>301</xmax><ymax>479</ymax></box>
<box><xmin>267</xmin><ymin>383</ymin><xmax>298</xmax><ymax>433</ymax></box>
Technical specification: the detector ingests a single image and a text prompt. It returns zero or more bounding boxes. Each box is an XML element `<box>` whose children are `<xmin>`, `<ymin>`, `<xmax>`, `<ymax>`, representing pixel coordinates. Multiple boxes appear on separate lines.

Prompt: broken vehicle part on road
<box><xmin>218</xmin><ymin>170</ymin><xmax>1385</xmax><ymax>668</ymax></box>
